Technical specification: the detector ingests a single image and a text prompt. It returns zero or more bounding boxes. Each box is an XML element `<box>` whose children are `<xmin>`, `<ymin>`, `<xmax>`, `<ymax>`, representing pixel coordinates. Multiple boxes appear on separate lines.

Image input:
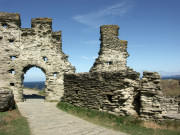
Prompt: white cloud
<box><xmin>72</xmin><ymin>1</ymin><xmax>133</xmax><ymax>28</ymax></box>
<box><xmin>81</xmin><ymin>56</ymin><xmax>98</xmax><ymax>60</ymax></box>
<box><xmin>81</xmin><ymin>56</ymin><xmax>91</xmax><ymax>60</ymax></box>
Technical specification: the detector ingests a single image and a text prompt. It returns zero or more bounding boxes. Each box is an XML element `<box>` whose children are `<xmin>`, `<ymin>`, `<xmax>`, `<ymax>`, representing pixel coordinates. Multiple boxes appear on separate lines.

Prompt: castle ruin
<box><xmin>0</xmin><ymin>12</ymin><xmax>179</xmax><ymax>121</ymax></box>
<box><xmin>0</xmin><ymin>12</ymin><xmax>75</xmax><ymax>102</ymax></box>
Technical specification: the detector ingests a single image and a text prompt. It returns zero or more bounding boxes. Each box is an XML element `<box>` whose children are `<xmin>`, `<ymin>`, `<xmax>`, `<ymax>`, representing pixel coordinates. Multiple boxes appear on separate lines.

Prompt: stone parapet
<box><xmin>0</xmin><ymin>12</ymin><xmax>21</xmax><ymax>28</ymax></box>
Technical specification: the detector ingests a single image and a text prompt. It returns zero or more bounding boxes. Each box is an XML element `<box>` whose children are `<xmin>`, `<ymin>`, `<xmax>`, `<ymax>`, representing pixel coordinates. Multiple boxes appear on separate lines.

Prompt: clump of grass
<box><xmin>0</xmin><ymin>109</ymin><xmax>30</xmax><ymax>135</ymax></box>
<box><xmin>143</xmin><ymin>120</ymin><xmax>180</xmax><ymax>131</ymax></box>
<box><xmin>159</xmin><ymin>121</ymin><xmax>180</xmax><ymax>130</ymax></box>
<box><xmin>38</xmin><ymin>89</ymin><xmax>46</xmax><ymax>96</ymax></box>
<box><xmin>57</xmin><ymin>102</ymin><xmax>180</xmax><ymax>135</ymax></box>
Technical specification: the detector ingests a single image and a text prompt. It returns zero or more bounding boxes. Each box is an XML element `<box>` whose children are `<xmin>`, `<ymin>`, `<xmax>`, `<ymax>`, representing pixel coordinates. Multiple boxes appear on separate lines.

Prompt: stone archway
<box><xmin>13</xmin><ymin>62</ymin><xmax>67</xmax><ymax>102</ymax></box>
<box><xmin>22</xmin><ymin>65</ymin><xmax>47</xmax><ymax>100</ymax></box>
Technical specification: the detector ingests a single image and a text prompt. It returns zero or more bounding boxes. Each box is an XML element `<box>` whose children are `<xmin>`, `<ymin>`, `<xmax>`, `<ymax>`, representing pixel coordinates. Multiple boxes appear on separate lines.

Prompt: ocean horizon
<box><xmin>23</xmin><ymin>81</ymin><xmax>45</xmax><ymax>90</ymax></box>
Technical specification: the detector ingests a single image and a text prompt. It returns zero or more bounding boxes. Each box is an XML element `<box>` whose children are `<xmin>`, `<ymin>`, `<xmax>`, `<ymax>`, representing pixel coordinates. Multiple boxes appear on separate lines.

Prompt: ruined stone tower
<box><xmin>90</xmin><ymin>25</ymin><xmax>129</xmax><ymax>72</ymax></box>
<box><xmin>0</xmin><ymin>12</ymin><xmax>75</xmax><ymax>102</ymax></box>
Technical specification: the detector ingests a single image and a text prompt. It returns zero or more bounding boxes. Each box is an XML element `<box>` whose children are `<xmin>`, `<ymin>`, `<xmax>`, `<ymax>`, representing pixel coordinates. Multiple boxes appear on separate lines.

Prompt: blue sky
<box><xmin>1</xmin><ymin>0</ymin><xmax>180</xmax><ymax>81</ymax></box>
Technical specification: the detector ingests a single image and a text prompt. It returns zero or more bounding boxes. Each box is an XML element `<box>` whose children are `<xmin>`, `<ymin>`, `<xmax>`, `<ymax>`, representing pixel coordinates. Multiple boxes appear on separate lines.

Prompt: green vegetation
<box><xmin>161</xmin><ymin>79</ymin><xmax>180</xmax><ymax>97</ymax></box>
<box><xmin>0</xmin><ymin>109</ymin><xmax>30</xmax><ymax>135</ymax></box>
<box><xmin>57</xmin><ymin>102</ymin><xmax>180</xmax><ymax>135</ymax></box>
<box><xmin>38</xmin><ymin>89</ymin><xmax>46</xmax><ymax>96</ymax></box>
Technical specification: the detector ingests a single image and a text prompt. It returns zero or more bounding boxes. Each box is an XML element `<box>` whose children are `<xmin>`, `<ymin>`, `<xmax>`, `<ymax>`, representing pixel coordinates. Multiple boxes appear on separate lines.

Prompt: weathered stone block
<box><xmin>0</xmin><ymin>88</ymin><xmax>15</xmax><ymax>112</ymax></box>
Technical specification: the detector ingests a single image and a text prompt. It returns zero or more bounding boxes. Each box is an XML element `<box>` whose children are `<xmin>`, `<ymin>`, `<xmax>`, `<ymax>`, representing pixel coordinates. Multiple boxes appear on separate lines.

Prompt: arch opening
<box><xmin>22</xmin><ymin>66</ymin><xmax>46</xmax><ymax>100</ymax></box>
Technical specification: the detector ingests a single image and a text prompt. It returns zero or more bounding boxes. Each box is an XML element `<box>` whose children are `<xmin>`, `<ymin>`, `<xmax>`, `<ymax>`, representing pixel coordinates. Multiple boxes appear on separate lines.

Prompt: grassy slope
<box><xmin>161</xmin><ymin>79</ymin><xmax>180</xmax><ymax>97</ymax></box>
<box><xmin>0</xmin><ymin>109</ymin><xmax>30</xmax><ymax>135</ymax></box>
<box><xmin>57</xmin><ymin>102</ymin><xmax>180</xmax><ymax>135</ymax></box>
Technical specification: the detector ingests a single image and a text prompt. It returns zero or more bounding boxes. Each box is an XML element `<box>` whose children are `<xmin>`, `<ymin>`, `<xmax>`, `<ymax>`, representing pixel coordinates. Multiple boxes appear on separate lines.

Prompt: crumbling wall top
<box><xmin>100</xmin><ymin>25</ymin><xmax>119</xmax><ymax>36</ymax></box>
<box><xmin>0</xmin><ymin>12</ymin><xmax>20</xmax><ymax>21</ymax></box>
<box><xmin>31</xmin><ymin>17</ymin><xmax>52</xmax><ymax>23</ymax></box>
<box><xmin>31</xmin><ymin>17</ymin><xmax>52</xmax><ymax>30</ymax></box>
<box><xmin>0</xmin><ymin>12</ymin><xmax>21</xmax><ymax>27</ymax></box>
<box><xmin>90</xmin><ymin>25</ymin><xmax>129</xmax><ymax>72</ymax></box>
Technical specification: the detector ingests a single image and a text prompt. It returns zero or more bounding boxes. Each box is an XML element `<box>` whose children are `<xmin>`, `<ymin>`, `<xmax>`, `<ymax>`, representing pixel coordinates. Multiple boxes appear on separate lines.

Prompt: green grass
<box><xmin>0</xmin><ymin>109</ymin><xmax>31</xmax><ymax>135</ymax></box>
<box><xmin>57</xmin><ymin>102</ymin><xmax>180</xmax><ymax>135</ymax></box>
<box><xmin>38</xmin><ymin>89</ymin><xmax>46</xmax><ymax>96</ymax></box>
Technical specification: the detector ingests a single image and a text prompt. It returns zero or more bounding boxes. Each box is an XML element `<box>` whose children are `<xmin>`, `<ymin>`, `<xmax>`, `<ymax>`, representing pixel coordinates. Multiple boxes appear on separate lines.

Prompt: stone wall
<box><xmin>162</xmin><ymin>97</ymin><xmax>179</xmax><ymax>114</ymax></box>
<box><xmin>140</xmin><ymin>72</ymin><xmax>164</xmax><ymax>121</ymax></box>
<box><xmin>63</xmin><ymin>71</ymin><xmax>180</xmax><ymax>121</ymax></box>
<box><xmin>0</xmin><ymin>12</ymin><xmax>75</xmax><ymax>102</ymax></box>
<box><xmin>63</xmin><ymin>69</ymin><xmax>140</xmax><ymax>116</ymax></box>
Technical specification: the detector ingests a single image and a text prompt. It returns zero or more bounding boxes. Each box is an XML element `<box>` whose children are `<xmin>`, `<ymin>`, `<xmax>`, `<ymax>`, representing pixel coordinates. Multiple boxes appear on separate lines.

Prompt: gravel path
<box><xmin>17</xmin><ymin>99</ymin><xmax>127</xmax><ymax>135</ymax></box>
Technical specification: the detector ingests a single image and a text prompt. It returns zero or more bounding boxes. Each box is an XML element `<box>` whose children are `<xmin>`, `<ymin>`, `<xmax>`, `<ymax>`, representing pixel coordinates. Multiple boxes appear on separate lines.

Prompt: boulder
<box><xmin>0</xmin><ymin>88</ymin><xmax>15</xmax><ymax>112</ymax></box>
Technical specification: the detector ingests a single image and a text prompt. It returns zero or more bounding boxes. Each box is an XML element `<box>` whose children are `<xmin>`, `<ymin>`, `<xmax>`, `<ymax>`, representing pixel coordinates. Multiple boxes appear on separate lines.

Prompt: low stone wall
<box><xmin>162</xmin><ymin>97</ymin><xmax>179</xmax><ymax>114</ymax></box>
<box><xmin>0</xmin><ymin>88</ymin><xmax>15</xmax><ymax>112</ymax></box>
<box><xmin>62</xmin><ymin>69</ymin><xmax>140</xmax><ymax>116</ymax></box>
<box><xmin>63</xmin><ymin>71</ymin><xmax>180</xmax><ymax>121</ymax></box>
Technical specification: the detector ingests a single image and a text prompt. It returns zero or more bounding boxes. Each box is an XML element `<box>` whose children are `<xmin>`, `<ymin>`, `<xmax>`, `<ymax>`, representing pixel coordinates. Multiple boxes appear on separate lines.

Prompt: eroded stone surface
<box><xmin>140</xmin><ymin>72</ymin><xmax>164</xmax><ymax>121</ymax></box>
<box><xmin>90</xmin><ymin>25</ymin><xmax>129</xmax><ymax>72</ymax></box>
<box><xmin>0</xmin><ymin>12</ymin><xmax>75</xmax><ymax>102</ymax></box>
<box><xmin>140</xmin><ymin>72</ymin><xmax>180</xmax><ymax>121</ymax></box>
<box><xmin>0</xmin><ymin>88</ymin><xmax>15</xmax><ymax>112</ymax></box>
<box><xmin>63</xmin><ymin>70</ymin><xmax>140</xmax><ymax>116</ymax></box>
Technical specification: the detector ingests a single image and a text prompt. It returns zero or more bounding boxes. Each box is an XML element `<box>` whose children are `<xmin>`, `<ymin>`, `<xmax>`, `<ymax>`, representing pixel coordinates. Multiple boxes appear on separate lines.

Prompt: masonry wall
<box><xmin>140</xmin><ymin>72</ymin><xmax>164</xmax><ymax>121</ymax></box>
<box><xmin>62</xmin><ymin>25</ymin><xmax>180</xmax><ymax>121</ymax></box>
<box><xmin>63</xmin><ymin>71</ymin><xmax>180</xmax><ymax>121</ymax></box>
<box><xmin>63</xmin><ymin>69</ymin><xmax>141</xmax><ymax>116</ymax></box>
<box><xmin>0</xmin><ymin>12</ymin><xmax>75</xmax><ymax>102</ymax></box>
